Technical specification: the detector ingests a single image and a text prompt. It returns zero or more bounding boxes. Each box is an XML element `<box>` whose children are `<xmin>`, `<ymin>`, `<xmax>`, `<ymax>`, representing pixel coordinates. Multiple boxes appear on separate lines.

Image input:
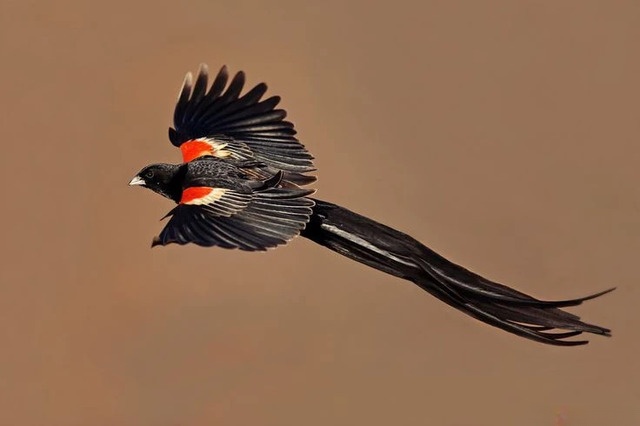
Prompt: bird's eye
<box><xmin>145</xmin><ymin>170</ymin><xmax>154</xmax><ymax>179</ymax></box>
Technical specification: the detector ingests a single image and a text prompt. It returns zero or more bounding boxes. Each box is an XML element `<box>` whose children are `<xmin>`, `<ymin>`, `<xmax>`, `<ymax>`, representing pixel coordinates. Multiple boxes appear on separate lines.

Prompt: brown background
<box><xmin>1</xmin><ymin>1</ymin><xmax>638</xmax><ymax>425</ymax></box>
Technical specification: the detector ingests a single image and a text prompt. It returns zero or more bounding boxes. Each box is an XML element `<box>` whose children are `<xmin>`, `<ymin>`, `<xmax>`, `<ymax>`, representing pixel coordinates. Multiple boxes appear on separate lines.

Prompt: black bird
<box><xmin>130</xmin><ymin>64</ymin><xmax>613</xmax><ymax>346</ymax></box>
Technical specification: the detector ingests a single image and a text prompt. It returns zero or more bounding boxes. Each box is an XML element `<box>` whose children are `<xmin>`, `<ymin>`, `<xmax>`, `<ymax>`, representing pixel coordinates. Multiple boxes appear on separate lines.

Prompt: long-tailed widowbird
<box><xmin>130</xmin><ymin>64</ymin><xmax>613</xmax><ymax>346</ymax></box>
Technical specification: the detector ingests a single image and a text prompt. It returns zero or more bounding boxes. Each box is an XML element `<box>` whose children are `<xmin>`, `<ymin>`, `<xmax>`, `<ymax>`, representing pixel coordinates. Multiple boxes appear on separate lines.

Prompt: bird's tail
<box><xmin>301</xmin><ymin>199</ymin><xmax>613</xmax><ymax>346</ymax></box>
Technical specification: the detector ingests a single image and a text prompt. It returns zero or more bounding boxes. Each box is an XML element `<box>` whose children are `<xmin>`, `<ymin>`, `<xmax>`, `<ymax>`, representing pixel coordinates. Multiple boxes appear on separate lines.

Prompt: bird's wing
<box><xmin>168</xmin><ymin>64</ymin><xmax>315</xmax><ymax>174</ymax></box>
<box><xmin>153</xmin><ymin>181</ymin><xmax>315</xmax><ymax>251</ymax></box>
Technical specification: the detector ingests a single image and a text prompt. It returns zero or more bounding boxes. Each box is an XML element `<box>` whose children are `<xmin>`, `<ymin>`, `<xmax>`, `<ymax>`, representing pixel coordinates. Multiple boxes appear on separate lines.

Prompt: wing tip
<box><xmin>216</xmin><ymin>64</ymin><xmax>229</xmax><ymax>81</ymax></box>
<box><xmin>151</xmin><ymin>236</ymin><xmax>163</xmax><ymax>247</ymax></box>
<box><xmin>197</xmin><ymin>63</ymin><xmax>209</xmax><ymax>77</ymax></box>
<box><xmin>179</xmin><ymin>71</ymin><xmax>193</xmax><ymax>97</ymax></box>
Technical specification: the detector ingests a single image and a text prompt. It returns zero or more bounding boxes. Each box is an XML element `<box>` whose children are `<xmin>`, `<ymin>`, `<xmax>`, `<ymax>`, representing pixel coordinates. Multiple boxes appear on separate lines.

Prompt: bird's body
<box><xmin>130</xmin><ymin>64</ymin><xmax>613</xmax><ymax>346</ymax></box>
<box><xmin>133</xmin><ymin>157</ymin><xmax>267</xmax><ymax>200</ymax></box>
<box><xmin>135</xmin><ymin>156</ymin><xmax>314</xmax><ymax>250</ymax></box>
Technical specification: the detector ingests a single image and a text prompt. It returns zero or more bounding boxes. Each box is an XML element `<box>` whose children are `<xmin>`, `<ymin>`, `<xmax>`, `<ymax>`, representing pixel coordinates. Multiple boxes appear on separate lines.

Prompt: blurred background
<box><xmin>1</xmin><ymin>1</ymin><xmax>638</xmax><ymax>425</ymax></box>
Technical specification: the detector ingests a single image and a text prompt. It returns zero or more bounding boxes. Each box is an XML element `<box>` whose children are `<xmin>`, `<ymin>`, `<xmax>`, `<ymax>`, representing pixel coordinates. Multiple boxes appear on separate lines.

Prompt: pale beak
<box><xmin>128</xmin><ymin>176</ymin><xmax>145</xmax><ymax>186</ymax></box>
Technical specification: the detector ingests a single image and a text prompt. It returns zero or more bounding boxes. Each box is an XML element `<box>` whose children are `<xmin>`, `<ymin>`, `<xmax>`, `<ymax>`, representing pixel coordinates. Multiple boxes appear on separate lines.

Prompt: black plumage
<box><xmin>134</xmin><ymin>157</ymin><xmax>314</xmax><ymax>250</ymax></box>
<box><xmin>302</xmin><ymin>199</ymin><xmax>612</xmax><ymax>346</ymax></box>
<box><xmin>170</xmin><ymin>64</ymin><xmax>315</xmax><ymax>174</ymax></box>
<box><xmin>130</xmin><ymin>64</ymin><xmax>613</xmax><ymax>346</ymax></box>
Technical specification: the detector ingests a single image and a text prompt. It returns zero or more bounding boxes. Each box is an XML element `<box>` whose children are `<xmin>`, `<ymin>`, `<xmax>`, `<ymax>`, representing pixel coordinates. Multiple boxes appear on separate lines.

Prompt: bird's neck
<box><xmin>158</xmin><ymin>165</ymin><xmax>186</xmax><ymax>203</ymax></box>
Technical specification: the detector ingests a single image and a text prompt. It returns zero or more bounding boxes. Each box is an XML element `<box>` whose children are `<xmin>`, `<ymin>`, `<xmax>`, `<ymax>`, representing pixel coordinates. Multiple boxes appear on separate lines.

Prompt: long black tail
<box><xmin>301</xmin><ymin>199</ymin><xmax>613</xmax><ymax>346</ymax></box>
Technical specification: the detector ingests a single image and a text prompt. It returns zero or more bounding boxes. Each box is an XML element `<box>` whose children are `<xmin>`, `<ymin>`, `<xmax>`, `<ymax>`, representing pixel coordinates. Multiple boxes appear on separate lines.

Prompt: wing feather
<box><xmin>153</xmin><ymin>185</ymin><xmax>315</xmax><ymax>250</ymax></box>
<box><xmin>168</xmin><ymin>64</ymin><xmax>315</xmax><ymax>175</ymax></box>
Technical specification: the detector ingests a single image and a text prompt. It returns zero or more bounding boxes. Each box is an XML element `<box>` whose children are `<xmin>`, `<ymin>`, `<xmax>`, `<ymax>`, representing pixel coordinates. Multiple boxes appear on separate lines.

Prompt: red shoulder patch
<box><xmin>181</xmin><ymin>139</ymin><xmax>214</xmax><ymax>162</ymax></box>
<box><xmin>180</xmin><ymin>187</ymin><xmax>214</xmax><ymax>204</ymax></box>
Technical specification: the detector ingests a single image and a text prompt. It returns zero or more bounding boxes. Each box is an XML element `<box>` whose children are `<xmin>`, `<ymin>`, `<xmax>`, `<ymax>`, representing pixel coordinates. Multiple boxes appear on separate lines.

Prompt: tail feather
<box><xmin>301</xmin><ymin>199</ymin><xmax>613</xmax><ymax>346</ymax></box>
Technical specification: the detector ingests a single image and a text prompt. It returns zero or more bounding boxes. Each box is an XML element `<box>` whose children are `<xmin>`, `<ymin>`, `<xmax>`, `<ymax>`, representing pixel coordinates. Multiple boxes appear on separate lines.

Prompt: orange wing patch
<box><xmin>180</xmin><ymin>138</ymin><xmax>232</xmax><ymax>162</ymax></box>
<box><xmin>181</xmin><ymin>140</ymin><xmax>214</xmax><ymax>162</ymax></box>
<box><xmin>180</xmin><ymin>187</ymin><xmax>227</xmax><ymax>205</ymax></box>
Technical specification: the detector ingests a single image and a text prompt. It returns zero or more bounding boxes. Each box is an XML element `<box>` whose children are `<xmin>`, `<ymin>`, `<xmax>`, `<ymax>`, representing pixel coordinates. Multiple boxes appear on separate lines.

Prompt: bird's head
<box><xmin>129</xmin><ymin>163</ymin><xmax>182</xmax><ymax>201</ymax></box>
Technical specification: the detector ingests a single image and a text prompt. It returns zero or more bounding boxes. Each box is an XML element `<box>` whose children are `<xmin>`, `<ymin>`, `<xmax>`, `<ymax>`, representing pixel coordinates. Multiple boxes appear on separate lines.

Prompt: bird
<box><xmin>129</xmin><ymin>64</ymin><xmax>614</xmax><ymax>346</ymax></box>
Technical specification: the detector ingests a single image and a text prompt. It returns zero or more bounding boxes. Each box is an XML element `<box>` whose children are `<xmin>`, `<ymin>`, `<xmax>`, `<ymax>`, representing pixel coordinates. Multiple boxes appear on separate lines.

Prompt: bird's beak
<box><xmin>128</xmin><ymin>176</ymin><xmax>145</xmax><ymax>186</ymax></box>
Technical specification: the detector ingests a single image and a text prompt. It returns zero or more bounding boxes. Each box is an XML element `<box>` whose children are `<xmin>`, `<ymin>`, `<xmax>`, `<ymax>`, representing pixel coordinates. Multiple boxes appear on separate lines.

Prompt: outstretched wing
<box><xmin>169</xmin><ymin>64</ymin><xmax>315</xmax><ymax>176</ymax></box>
<box><xmin>153</xmin><ymin>184</ymin><xmax>315</xmax><ymax>251</ymax></box>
